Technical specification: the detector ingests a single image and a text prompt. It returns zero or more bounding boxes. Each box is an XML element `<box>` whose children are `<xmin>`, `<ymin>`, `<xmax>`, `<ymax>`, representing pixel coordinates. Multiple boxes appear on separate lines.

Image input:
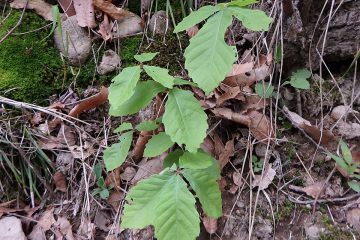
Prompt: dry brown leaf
<box><xmin>73</xmin><ymin>0</ymin><xmax>96</xmax><ymax>28</ymax></box>
<box><xmin>107</xmin><ymin>190</ymin><xmax>124</xmax><ymax>210</ymax></box>
<box><xmin>213</xmin><ymin>134</ymin><xmax>225</xmax><ymax>158</ymax></box>
<box><xmin>302</xmin><ymin>181</ymin><xmax>326</xmax><ymax>198</ymax></box>
<box><xmin>38</xmin><ymin>136</ymin><xmax>67</xmax><ymax>150</ymax></box>
<box><xmin>28</xmin><ymin>208</ymin><xmax>56</xmax><ymax>240</ymax></box>
<box><xmin>226</xmin><ymin>62</ymin><xmax>254</xmax><ymax>77</ymax></box>
<box><xmin>219</xmin><ymin>139</ymin><xmax>235</xmax><ymax>170</ymax></box>
<box><xmin>253</xmin><ymin>163</ymin><xmax>276</xmax><ymax>190</ymax></box>
<box><xmin>283</xmin><ymin>106</ymin><xmax>335</xmax><ymax>145</ymax></box>
<box><xmin>53</xmin><ymin>171</ymin><xmax>67</xmax><ymax>192</ymax></box>
<box><xmin>132</xmin><ymin>131</ymin><xmax>152</xmax><ymax>161</ymax></box>
<box><xmin>54</xmin><ymin>217</ymin><xmax>75</xmax><ymax>240</ymax></box>
<box><xmin>232</xmin><ymin>171</ymin><xmax>243</xmax><ymax>186</ymax></box>
<box><xmin>77</xmin><ymin>219</ymin><xmax>95</xmax><ymax>239</ymax></box>
<box><xmin>201</xmin><ymin>136</ymin><xmax>215</xmax><ymax>156</ymax></box>
<box><xmin>99</xmin><ymin>14</ymin><xmax>112</xmax><ymax>41</ymax></box>
<box><xmin>10</xmin><ymin>0</ymin><xmax>53</xmax><ymax>21</ymax></box>
<box><xmin>347</xmin><ymin>208</ymin><xmax>360</xmax><ymax>234</ymax></box>
<box><xmin>120</xmin><ymin>167</ymin><xmax>136</xmax><ymax>182</ymax></box>
<box><xmin>186</xmin><ymin>25</ymin><xmax>199</xmax><ymax>38</ymax></box>
<box><xmin>216</xmin><ymin>86</ymin><xmax>241</xmax><ymax>106</ymax></box>
<box><xmin>69</xmin><ymin>143</ymin><xmax>94</xmax><ymax>159</ymax></box>
<box><xmin>243</xmin><ymin>95</ymin><xmax>269</xmax><ymax>110</ymax></box>
<box><xmin>105</xmin><ymin>168</ymin><xmax>121</xmax><ymax>190</ymax></box>
<box><xmin>131</xmin><ymin>153</ymin><xmax>166</xmax><ymax>184</ymax></box>
<box><xmin>202</xmin><ymin>215</ymin><xmax>217</xmax><ymax>234</ymax></box>
<box><xmin>93</xmin><ymin>0</ymin><xmax>134</xmax><ymax>20</ymax></box>
<box><xmin>58</xmin><ymin>0</ymin><xmax>76</xmax><ymax>16</ymax></box>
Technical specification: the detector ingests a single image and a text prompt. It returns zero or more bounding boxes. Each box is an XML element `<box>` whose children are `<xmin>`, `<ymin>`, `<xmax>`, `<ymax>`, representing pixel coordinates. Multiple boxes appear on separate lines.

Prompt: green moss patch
<box><xmin>0</xmin><ymin>11</ymin><xmax>68</xmax><ymax>104</ymax></box>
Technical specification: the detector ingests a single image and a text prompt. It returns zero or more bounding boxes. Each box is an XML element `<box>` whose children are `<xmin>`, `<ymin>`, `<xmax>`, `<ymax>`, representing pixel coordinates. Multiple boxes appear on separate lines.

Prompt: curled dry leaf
<box><xmin>283</xmin><ymin>106</ymin><xmax>335</xmax><ymax>145</ymax></box>
<box><xmin>93</xmin><ymin>0</ymin><xmax>134</xmax><ymax>20</ymax></box>
<box><xmin>219</xmin><ymin>139</ymin><xmax>235</xmax><ymax>170</ymax></box>
<box><xmin>73</xmin><ymin>0</ymin><xmax>96</xmax><ymax>28</ymax></box>
<box><xmin>131</xmin><ymin>153</ymin><xmax>167</xmax><ymax>184</ymax></box>
<box><xmin>212</xmin><ymin>108</ymin><xmax>275</xmax><ymax>143</ymax></box>
<box><xmin>53</xmin><ymin>171</ymin><xmax>67</xmax><ymax>192</ymax></box>
<box><xmin>107</xmin><ymin>190</ymin><xmax>124</xmax><ymax>210</ymax></box>
<box><xmin>132</xmin><ymin>131</ymin><xmax>152</xmax><ymax>161</ymax></box>
<box><xmin>186</xmin><ymin>25</ymin><xmax>199</xmax><ymax>38</ymax></box>
<box><xmin>347</xmin><ymin>208</ymin><xmax>360</xmax><ymax>234</ymax></box>
<box><xmin>202</xmin><ymin>215</ymin><xmax>217</xmax><ymax>234</ymax></box>
<box><xmin>216</xmin><ymin>86</ymin><xmax>241</xmax><ymax>106</ymax></box>
<box><xmin>253</xmin><ymin>163</ymin><xmax>276</xmax><ymax>190</ymax></box>
<box><xmin>49</xmin><ymin>87</ymin><xmax>108</xmax><ymax>130</ymax></box>
<box><xmin>99</xmin><ymin>14</ymin><xmax>112</xmax><ymax>41</ymax></box>
<box><xmin>10</xmin><ymin>0</ymin><xmax>53</xmax><ymax>21</ymax></box>
<box><xmin>28</xmin><ymin>208</ymin><xmax>56</xmax><ymax>240</ymax></box>
<box><xmin>105</xmin><ymin>168</ymin><xmax>121</xmax><ymax>190</ymax></box>
<box><xmin>54</xmin><ymin>217</ymin><xmax>75</xmax><ymax>240</ymax></box>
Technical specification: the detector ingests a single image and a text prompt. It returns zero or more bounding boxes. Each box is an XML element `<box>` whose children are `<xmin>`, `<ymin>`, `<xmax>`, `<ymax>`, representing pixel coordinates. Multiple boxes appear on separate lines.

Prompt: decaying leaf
<box><xmin>216</xmin><ymin>86</ymin><xmax>241</xmax><ymax>106</ymax></box>
<box><xmin>99</xmin><ymin>14</ymin><xmax>112</xmax><ymax>41</ymax></box>
<box><xmin>105</xmin><ymin>168</ymin><xmax>121</xmax><ymax>190</ymax></box>
<box><xmin>303</xmin><ymin>181</ymin><xmax>326</xmax><ymax>198</ymax></box>
<box><xmin>93</xmin><ymin>0</ymin><xmax>134</xmax><ymax>20</ymax></box>
<box><xmin>253</xmin><ymin>163</ymin><xmax>276</xmax><ymax>190</ymax></box>
<box><xmin>232</xmin><ymin>171</ymin><xmax>243</xmax><ymax>186</ymax></box>
<box><xmin>219</xmin><ymin>139</ymin><xmax>235</xmax><ymax>170</ymax></box>
<box><xmin>73</xmin><ymin>0</ymin><xmax>96</xmax><ymax>28</ymax></box>
<box><xmin>202</xmin><ymin>215</ymin><xmax>217</xmax><ymax>234</ymax></box>
<box><xmin>120</xmin><ymin>167</ymin><xmax>136</xmax><ymax>182</ymax></box>
<box><xmin>77</xmin><ymin>219</ymin><xmax>95</xmax><ymax>239</ymax></box>
<box><xmin>53</xmin><ymin>171</ymin><xmax>67</xmax><ymax>192</ymax></box>
<box><xmin>10</xmin><ymin>0</ymin><xmax>54</xmax><ymax>21</ymax></box>
<box><xmin>212</xmin><ymin>108</ymin><xmax>275</xmax><ymax>143</ymax></box>
<box><xmin>132</xmin><ymin>131</ymin><xmax>152</xmax><ymax>161</ymax></box>
<box><xmin>226</xmin><ymin>62</ymin><xmax>254</xmax><ymax>78</ymax></box>
<box><xmin>131</xmin><ymin>153</ymin><xmax>166</xmax><ymax>184</ymax></box>
<box><xmin>28</xmin><ymin>208</ymin><xmax>56</xmax><ymax>240</ymax></box>
<box><xmin>107</xmin><ymin>190</ymin><xmax>124</xmax><ymax>210</ymax></box>
<box><xmin>283</xmin><ymin>106</ymin><xmax>335</xmax><ymax>145</ymax></box>
<box><xmin>54</xmin><ymin>217</ymin><xmax>75</xmax><ymax>240</ymax></box>
<box><xmin>186</xmin><ymin>25</ymin><xmax>199</xmax><ymax>38</ymax></box>
<box><xmin>347</xmin><ymin>208</ymin><xmax>360</xmax><ymax>234</ymax></box>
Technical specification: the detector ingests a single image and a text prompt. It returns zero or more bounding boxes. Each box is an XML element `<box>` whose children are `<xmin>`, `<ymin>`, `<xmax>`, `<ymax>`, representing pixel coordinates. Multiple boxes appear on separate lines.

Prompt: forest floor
<box><xmin>0</xmin><ymin>0</ymin><xmax>360</xmax><ymax>240</ymax></box>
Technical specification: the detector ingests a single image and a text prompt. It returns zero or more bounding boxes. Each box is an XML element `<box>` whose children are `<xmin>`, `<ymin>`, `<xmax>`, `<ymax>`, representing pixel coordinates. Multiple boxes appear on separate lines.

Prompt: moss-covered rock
<box><xmin>0</xmin><ymin>11</ymin><xmax>67</xmax><ymax>104</ymax></box>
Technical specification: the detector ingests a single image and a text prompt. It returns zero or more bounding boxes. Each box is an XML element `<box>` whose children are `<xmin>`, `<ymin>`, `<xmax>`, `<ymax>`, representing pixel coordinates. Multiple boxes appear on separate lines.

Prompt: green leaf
<box><xmin>135</xmin><ymin>120</ymin><xmax>160</xmax><ymax>131</ymax></box>
<box><xmin>163</xmin><ymin>149</ymin><xmax>184</xmax><ymax>168</ymax></box>
<box><xmin>227</xmin><ymin>0</ymin><xmax>258</xmax><ymax>7</ymax></box>
<box><xmin>179</xmin><ymin>150</ymin><xmax>213</xmax><ymax>169</ymax></box>
<box><xmin>122</xmin><ymin>171</ymin><xmax>172</xmax><ymax>228</ymax></box>
<box><xmin>143</xmin><ymin>65</ymin><xmax>174</xmax><ymax>88</ymax></box>
<box><xmin>134</xmin><ymin>52</ymin><xmax>159</xmax><ymax>63</ymax></box>
<box><xmin>183</xmin><ymin>160</ymin><xmax>222</xmax><ymax>218</ymax></box>
<box><xmin>174</xmin><ymin>5</ymin><xmax>220</xmax><ymax>33</ymax></box>
<box><xmin>104</xmin><ymin>131</ymin><xmax>133</xmax><ymax>171</ymax></box>
<box><xmin>340</xmin><ymin>141</ymin><xmax>352</xmax><ymax>165</ymax></box>
<box><xmin>114</xmin><ymin>122</ymin><xmax>133</xmax><ymax>133</ymax></box>
<box><xmin>184</xmin><ymin>10</ymin><xmax>236</xmax><ymax>94</ymax></box>
<box><xmin>109</xmin><ymin>81</ymin><xmax>166</xmax><ymax>116</ymax></box>
<box><xmin>274</xmin><ymin>44</ymin><xmax>282</xmax><ymax>63</ymax></box>
<box><xmin>108</xmin><ymin>66</ymin><xmax>141</xmax><ymax>113</ymax></box>
<box><xmin>327</xmin><ymin>152</ymin><xmax>348</xmax><ymax>172</ymax></box>
<box><xmin>348</xmin><ymin>180</ymin><xmax>360</xmax><ymax>193</ymax></box>
<box><xmin>174</xmin><ymin>78</ymin><xmax>198</xmax><ymax>87</ymax></box>
<box><xmin>41</xmin><ymin>6</ymin><xmax>60</xmax><ymax>42</ymax></box>
<box><xmin>290</xmin><ymin>69</ymin><xmax>311</xmax><ymax>90</ymax></box>
<box><xmin>143</xmin><ymin>132</ymin><xmax>174</xmax><ymax>157</ymax></box>
<box><xmin>229</xmin><ymin>6</ymin><xmax>272</xmax><ymax>31</ymax></box>
<box><xmin>94</xmin><ymin>163</ymin><xmax>102</xmax><ymax>179</ymax></box>
<box><xmin>163</xmin><ymin>88</ymin><xmax>208</xmax><ymax>152</ymax></box>
<box><xmin>154</xmin><ymin>175</ymin><xmax>200</xmax><ymax>240</ymax></box>
<box><xmin>96</xmin><ymin>177</ymin><xmax>105</xmax><ymax>187</ymax></box>
<box><xmin>255</xmin><ymin>82</ymin><xmax>274</xmax><ymax>98</ymax></box>
<box><xmin>121</xmin><ymin>170</ymin><xmax>200</xmax><ymax>240</ymax></box>
<box><xmin>100</xmin><ymin>188</ymin><xmax>110</xmax><ymax>199</ymax></box>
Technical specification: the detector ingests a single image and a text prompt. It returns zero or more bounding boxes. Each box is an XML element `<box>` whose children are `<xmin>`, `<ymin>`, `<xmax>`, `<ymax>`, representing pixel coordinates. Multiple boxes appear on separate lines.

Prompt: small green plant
<box><xmin>104</xmin><ymin>1</ymin><xmax>272</xmax><ymax>239</ymax></box>
<box><xmin>255</xmin><ymin>82</ymin><xmax>274</xmax><ymax>98</ymax></box>
<box><xmin>327</xmin><ymin>141</ymin><xmax>360</xmax><ymax>192</ymax></box>
<box><xmin>283</xmin><ymin>68</ymin><xmax>311</xmax><ymax>90</ymax></box>
<box><xmin>92</xmin><ymin>163</ymin><xmax>112</xmax><ymax>199</ymax></box>
<box><xmin>252</xmin><ymin>155</ymin><xmax>263</xmax><ymax>173</ymax></box>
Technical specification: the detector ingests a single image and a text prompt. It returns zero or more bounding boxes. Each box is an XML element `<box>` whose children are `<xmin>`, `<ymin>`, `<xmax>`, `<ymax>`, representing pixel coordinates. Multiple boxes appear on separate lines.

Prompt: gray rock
<box><xmin>0</xmin><ymin>217</ymin><xmax>26</xmax><ymax>240</ymax></box>
<box><xmin>54</xmin><ymin>16</ymin><xmax>92</xmax><ymax>66</ymax></box>
<box><xmin>305</xmin><ymin>224</ymin><xmax>325</xmax><ymax>240</ymax></box>
<box><xmin>97</xmin><ymin>50</ymin><xmax>121</xmax><ymax>75</ymax></box>
<box><xmin>148</xmin><ymin>11</ymin><xmax>170</xmax><ymax>35</ymax></box>
<box><xmin>113</xmin><ymin>15</ymin><xmax>143</xmax><ymax>39</ymax></box>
